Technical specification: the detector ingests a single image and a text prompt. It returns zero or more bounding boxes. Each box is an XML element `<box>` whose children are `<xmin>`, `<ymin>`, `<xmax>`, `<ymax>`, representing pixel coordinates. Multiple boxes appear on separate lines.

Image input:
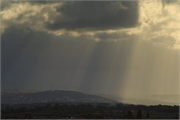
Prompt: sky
<box><xmin>1</xmin><ymin>0</ymin><xmax>180</xmax><ymax>104</ymax></box>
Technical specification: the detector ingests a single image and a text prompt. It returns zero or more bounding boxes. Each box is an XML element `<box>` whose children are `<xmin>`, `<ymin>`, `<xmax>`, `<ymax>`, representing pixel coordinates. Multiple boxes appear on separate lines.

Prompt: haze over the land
<box><xmin>1</xmin><ymin>0</ymin><xmax>179</xmax><ymax>105</ymax></box>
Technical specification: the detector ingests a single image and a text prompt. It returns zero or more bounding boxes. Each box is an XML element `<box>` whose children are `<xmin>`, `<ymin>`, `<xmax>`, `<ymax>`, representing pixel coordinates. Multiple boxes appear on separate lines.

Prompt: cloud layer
<box><xmin>46</xmin><ymin>1</ymin><xmax>139</xmax><ymax>31</ymax></box>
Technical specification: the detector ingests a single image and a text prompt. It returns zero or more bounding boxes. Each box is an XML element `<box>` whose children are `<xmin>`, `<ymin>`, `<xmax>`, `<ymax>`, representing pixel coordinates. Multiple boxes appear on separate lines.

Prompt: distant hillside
<box><xmin>1</xmin><ymin>90</ymin><xmax>116</xmax><ymax>104</ymax></box>
<box><xmin>1</xmin><ymin>88</ymin><xmax>40</xmax><ymax>94</ymax></box>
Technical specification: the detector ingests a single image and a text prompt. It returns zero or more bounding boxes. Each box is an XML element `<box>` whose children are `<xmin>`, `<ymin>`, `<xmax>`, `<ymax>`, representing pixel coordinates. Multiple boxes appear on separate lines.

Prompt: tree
<box><xmin>136</xmin><ymin>108</ymin><xmax>142</xmax><ymax>119</ymax></box>
<box><xmin>124</xmin><ymin>111</ymin><xmax>135</xmax><ymax>119</ymax></box>
<box><xmin>146</xmin><ymin>111</ymin><xmax>149</xmax><ymax>118</ymax></box>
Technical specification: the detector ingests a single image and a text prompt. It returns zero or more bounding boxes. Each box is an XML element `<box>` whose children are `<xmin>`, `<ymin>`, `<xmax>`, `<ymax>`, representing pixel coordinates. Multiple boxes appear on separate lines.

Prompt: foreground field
<box><xmin>1</xmin><ymin>103</ymin><xmax>179</xmax><ymax>119</ymax></box>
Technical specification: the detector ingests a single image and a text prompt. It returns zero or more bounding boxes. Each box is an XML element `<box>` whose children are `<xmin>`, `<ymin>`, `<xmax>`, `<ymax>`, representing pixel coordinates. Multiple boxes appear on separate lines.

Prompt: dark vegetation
<box><xmin>1</xmin><ymin>103</ymin><xmax>179</xmax><ymax>119</ymax></box>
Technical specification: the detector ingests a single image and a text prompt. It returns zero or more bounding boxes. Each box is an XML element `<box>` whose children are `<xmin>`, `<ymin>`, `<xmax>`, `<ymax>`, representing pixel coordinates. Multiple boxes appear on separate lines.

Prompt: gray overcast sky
<box><xmin>1</xmin><ymin>0</ymin><xmax>179</xmax><ymax>103</ymax></box>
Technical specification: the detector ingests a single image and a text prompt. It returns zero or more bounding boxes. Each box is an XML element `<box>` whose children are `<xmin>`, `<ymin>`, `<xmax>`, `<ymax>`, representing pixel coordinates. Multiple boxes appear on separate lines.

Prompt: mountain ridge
<box><xmin>1</xmin><ymin>90</ymin><xmax>117</xmax><ymax>104</ymax></box>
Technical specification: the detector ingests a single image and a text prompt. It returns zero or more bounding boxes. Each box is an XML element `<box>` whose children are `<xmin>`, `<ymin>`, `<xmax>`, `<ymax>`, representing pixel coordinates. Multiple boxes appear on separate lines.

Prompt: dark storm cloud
<box><xmin>46</xmin><ymin>1</ymin><xmax>139</xmax><ymax>31</ymax></box>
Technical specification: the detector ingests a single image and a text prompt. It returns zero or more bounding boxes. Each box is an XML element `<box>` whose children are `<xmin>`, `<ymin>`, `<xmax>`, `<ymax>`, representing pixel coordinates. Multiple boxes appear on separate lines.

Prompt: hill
<box><xmin>1</xmin><ymin>90</ymin><xmax>116</xmax><ymax>104</ymax></box>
